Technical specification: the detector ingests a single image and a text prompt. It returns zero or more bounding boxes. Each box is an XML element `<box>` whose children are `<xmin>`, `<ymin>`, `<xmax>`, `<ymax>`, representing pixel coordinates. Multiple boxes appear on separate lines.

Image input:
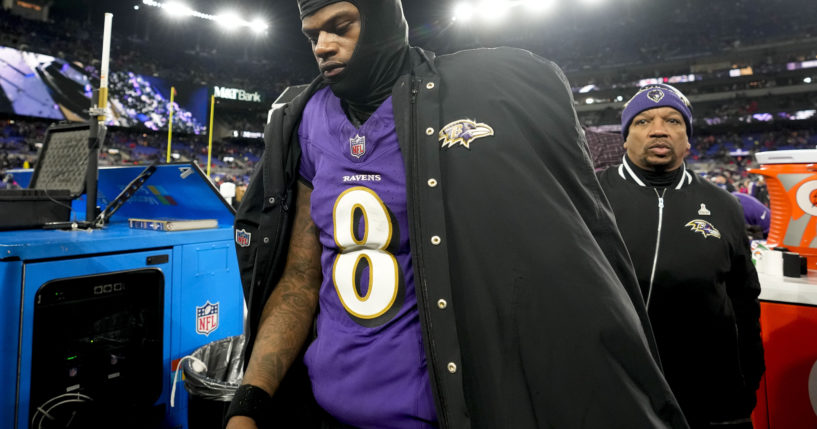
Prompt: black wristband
<box><xmin>224</xmin><ymin>384</ymin><xmax>273</xmax><ymax>428</ymax></box>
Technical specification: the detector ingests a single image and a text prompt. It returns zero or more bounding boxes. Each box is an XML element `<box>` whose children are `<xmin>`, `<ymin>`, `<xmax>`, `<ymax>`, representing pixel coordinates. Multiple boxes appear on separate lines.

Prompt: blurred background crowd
<box><xmin>1</xmin><ymin>0</ymin><xmax>816</xmax><ymax>207</ymax></box>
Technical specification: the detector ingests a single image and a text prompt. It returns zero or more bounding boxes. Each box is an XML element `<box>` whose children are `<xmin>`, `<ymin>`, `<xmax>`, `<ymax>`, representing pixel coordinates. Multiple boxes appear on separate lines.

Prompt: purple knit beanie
<box><xmin>621</xmin><ymin>83</ymin><xmax>693</xmax><ymax>140</ymax></box>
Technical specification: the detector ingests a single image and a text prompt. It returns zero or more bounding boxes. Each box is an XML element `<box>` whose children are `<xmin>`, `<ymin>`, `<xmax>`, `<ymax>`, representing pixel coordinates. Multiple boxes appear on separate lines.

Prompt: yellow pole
<box><xmin>98</xmin><ymin>13</ymin><xmax>112</xmax><ymax>123</ymax></box>
<box><xmin>166</xmin><ymin>86</ymin><xmax>175</xmax><ymax>163</ymax></box>
<box><xmin>207</xmin><ymin>94</ymin><xmax>215</xmax><ymax>178</ymax></box>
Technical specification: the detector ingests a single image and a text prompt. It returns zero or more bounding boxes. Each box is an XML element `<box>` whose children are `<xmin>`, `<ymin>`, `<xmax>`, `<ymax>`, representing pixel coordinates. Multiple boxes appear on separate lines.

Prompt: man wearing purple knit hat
<box><xmin>598</xmin><ymin>84</ymin><xmax>765</xmax><ymax>428</ymax></box>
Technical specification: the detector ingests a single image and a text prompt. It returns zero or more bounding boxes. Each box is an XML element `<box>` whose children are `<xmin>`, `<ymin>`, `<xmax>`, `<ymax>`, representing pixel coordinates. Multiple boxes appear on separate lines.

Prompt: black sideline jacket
<box><xmin>234</xmin><ymin>47</ymin><xmax>688</xmax><ymax>428</ymax></box>
<box><xmin>598</xmin><ymin>160</ymin><xmax>765</xmax><ymax>427</ymax></box>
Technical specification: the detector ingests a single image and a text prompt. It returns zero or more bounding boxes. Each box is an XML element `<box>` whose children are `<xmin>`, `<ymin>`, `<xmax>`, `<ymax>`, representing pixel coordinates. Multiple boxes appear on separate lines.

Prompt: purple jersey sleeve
<box><xmin>298</xmin><ymin>124</ymin><xmax>317</xmax><ymax>186</ymax></box>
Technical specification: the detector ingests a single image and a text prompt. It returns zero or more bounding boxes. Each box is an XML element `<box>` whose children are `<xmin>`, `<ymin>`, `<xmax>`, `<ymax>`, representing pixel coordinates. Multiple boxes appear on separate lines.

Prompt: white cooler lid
<box><xmin>755</xmin><ymin>149</ymin><xmax>817</xmax><ymax>164</ymax></box>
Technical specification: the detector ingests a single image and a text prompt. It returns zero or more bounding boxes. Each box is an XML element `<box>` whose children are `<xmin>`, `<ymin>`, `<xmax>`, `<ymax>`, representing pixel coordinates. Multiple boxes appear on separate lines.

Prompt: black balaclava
<box><xmin>297</xmin><ymin>0</ymin><xmax>411</xmax><ymax>124</ymax></box>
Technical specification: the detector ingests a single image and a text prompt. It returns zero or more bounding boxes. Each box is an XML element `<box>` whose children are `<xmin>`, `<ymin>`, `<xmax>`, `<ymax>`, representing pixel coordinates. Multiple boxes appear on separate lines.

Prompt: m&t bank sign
<box><xmin>214</xmin><ymin>86</ymin><xmax>262</xmax><ymax>103</ymax></box>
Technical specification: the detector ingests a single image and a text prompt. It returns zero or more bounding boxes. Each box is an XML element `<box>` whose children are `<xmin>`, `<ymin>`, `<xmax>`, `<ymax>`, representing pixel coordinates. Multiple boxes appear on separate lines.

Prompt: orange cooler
<box><xmin>751</xmin><ymin>150</ymin><xmax>817</xmax><ymax>269</ymax></box>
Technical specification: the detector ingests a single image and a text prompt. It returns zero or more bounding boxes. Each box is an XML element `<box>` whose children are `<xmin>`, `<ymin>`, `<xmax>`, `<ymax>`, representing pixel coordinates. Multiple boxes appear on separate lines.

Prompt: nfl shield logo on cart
<box><xmin>196</xmin><ymin>301</ymin><xmax>219</xmax><ymax>336</ymax></box>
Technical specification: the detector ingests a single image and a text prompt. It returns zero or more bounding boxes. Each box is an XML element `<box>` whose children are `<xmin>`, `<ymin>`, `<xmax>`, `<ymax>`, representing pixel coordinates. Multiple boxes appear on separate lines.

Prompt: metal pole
<box><xmin>86</xmin><ymin>12</ymin><xmax>112</xmax><ymax>225</ymax></box>
<box><xmin>98</xmin><ymin>13</ymin><xmax>112</xmax><ymax>121</ymax></box>
<box><xmin>87</xmin><ymin>97</ymin><xmax>100</xmax><ymax>224</ymax></box>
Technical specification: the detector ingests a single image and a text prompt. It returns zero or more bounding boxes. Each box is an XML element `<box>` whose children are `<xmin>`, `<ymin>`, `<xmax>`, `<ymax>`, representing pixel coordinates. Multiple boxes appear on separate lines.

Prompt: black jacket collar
<box><xmin>617</xmin><ymin>155</ymin><xmax>693</xmax><ymax>190</ymax></box>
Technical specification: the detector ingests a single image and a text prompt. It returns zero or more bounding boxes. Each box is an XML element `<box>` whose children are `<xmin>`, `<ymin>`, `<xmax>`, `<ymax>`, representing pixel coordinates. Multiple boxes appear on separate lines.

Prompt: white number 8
<box><xmin>332</xmin><ymin>186</ymin><xmax>403</xmax><ymax>325</ymax></box>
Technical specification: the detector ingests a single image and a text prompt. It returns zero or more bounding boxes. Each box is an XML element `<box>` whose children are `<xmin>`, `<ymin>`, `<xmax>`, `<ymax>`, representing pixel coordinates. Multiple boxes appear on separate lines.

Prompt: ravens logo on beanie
<box><xmin>621</xmin><ymin>83</ymin><xmax>693</xmax><ymax>140</ymax></box>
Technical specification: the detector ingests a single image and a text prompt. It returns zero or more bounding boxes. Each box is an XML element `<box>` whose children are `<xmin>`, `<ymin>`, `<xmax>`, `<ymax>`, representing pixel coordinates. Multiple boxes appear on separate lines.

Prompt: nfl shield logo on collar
<box><xmin>235</xmin><ymin>229</ymin><xmax>251</xmax><ymax>247</ymax></box>
<box><xmin>350</xmin><ymin>134</ymin><xmax>366</xmax><ymax>158</ymax></box>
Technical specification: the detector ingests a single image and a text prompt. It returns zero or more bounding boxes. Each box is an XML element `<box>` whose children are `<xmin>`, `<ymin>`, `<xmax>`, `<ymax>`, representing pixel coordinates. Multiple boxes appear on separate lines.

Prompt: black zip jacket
<box><xmin>234</xmin><ymin>47</ymin><xmax>688</xmax><ymax>428</ymax></box>
<box><xmin>598</xmin><ymin>159</ymin><xmax>765</xmax><ymax>427</ymax></box>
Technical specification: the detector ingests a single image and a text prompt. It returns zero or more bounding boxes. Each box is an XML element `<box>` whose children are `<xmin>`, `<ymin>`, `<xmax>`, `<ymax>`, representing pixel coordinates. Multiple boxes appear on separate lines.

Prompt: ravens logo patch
<box><xmin>438</xmin><ymin>119</ymin><xmax>494</xmax><ymax>149</ymax></box>
<box><xmin>685</xmin><ymin>219</ymin><xmax>721</xmax><ymax>239</ymax></box>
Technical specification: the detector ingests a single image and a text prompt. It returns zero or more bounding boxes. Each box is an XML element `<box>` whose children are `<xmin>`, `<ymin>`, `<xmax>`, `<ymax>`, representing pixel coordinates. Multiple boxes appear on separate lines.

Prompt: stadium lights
<box><xmin>452</xmin><ymin>0</ymin><xmax>556</xmax><ymax>22</ymax></box>
<box><xmin>163</xmin><ymin>2</ymin><xmax>193</xmax><ymax>18</ymax></box>
<box><xmin>250</xmin><ymin>18</ymin><xmax>269</xmax><ymax>34</ymax></box>
<box><xmin>216</xmin><ymin>11</ymin><xmax>242</xmax><ymax>30</ymax></box>
<box><xmin>478</xmin><ymin>1</ymin><xmax>511</xmax><ymax>22</ymax></box>
<box><xmin>578</xmin><ymin>84</ymin><xmax>598</xmax><ymax>93</ymax></box>
<box><xmin>452</xmin><ymin>2</ymin><xmax>475</xmax><ymax>22</ymax></box>
<box><xmin>522</xmin><ymin>0</ymin><xmax>553</xmax><ymax>12</ymax></box>
<box><xmin>140</xmin><ymin>0</ymin><xmax>269</xmax><ymax>33</ymax></box>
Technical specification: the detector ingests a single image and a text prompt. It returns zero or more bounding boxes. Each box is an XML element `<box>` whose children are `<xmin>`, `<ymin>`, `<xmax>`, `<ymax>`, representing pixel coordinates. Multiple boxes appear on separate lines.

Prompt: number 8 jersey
<box><xmin>298</xmin><ymin>87</ymin><xmax>436</xmax><ymax>428</ymax></box>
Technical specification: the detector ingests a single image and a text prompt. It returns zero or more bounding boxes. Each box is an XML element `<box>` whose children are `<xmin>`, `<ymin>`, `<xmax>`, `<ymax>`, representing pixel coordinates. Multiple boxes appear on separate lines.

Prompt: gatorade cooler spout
<box><xmin>750</xmin><ymin>149</ymin><xmax>817</xmax><ymax>270</ymax></box>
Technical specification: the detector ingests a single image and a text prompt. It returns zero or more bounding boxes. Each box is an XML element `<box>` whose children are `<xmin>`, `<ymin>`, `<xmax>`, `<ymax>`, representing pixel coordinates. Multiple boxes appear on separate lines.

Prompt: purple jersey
<box><xmin>298</xmin><ymin>87</ymin><xmax>436</xmax><ymax>428</ymax></box>
<box><xmin>732</xmin><ymin>191</ymin><xmax>771</xmax><ymax>236</ymax></box>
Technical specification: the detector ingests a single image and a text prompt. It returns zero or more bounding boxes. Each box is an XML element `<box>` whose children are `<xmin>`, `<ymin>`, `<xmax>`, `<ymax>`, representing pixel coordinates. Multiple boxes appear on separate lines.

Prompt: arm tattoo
<box><xmin>243</xmin><ymin>183</ymin><xmax>322</xmax><ymax>394</ymax></box>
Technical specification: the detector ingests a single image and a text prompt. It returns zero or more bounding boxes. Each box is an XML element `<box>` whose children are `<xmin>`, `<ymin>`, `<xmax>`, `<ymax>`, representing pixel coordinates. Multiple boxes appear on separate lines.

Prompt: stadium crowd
<box><xmin>0</xmin><ymin>117</ymin><xmax>261</xmax><ymax>190</ymax></box>
<box><xmin>439</xmin><ymin>0</ymin><xmax>817</xmax><ymax>74</ymax></box>
<box><xmin>0</xmin><ymin>7</ymin><xmax>308</xmax><ymax>100</ymax></box>
<box><xmin>2</xmin><ymin>0</ymin><xmax>817</xmax><ymax>206</ymax></box>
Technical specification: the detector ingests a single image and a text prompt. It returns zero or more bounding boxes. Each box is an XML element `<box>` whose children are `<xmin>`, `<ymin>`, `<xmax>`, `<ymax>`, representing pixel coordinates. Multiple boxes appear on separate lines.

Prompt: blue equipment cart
<box><xmin>0</xmin><ymin>163</ymin><xmax>244</xmax><ymax>429</ymax></box>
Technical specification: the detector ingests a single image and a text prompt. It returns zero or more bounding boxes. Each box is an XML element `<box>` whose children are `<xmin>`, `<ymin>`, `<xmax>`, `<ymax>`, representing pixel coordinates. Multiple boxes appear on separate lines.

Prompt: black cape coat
<box><xmin>234</xmin><ymin>47</ymin><xmax>688</xmax><ymax>428</ymax></box>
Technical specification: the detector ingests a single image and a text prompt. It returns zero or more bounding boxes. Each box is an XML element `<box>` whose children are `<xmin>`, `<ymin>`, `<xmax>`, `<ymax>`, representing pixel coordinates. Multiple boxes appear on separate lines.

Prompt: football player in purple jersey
<box><xmin>226</xmin><ymin>1</ymin><xmax>688</xmax><ymax>428</ymax></box>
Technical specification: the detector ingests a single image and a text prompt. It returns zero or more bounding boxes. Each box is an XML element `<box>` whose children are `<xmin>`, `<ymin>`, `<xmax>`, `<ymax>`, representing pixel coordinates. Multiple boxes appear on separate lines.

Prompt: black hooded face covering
<box><xmin>298</xmin><ymin>0</ymin><xmax>411</xmax><ymax>118</ymax></box>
